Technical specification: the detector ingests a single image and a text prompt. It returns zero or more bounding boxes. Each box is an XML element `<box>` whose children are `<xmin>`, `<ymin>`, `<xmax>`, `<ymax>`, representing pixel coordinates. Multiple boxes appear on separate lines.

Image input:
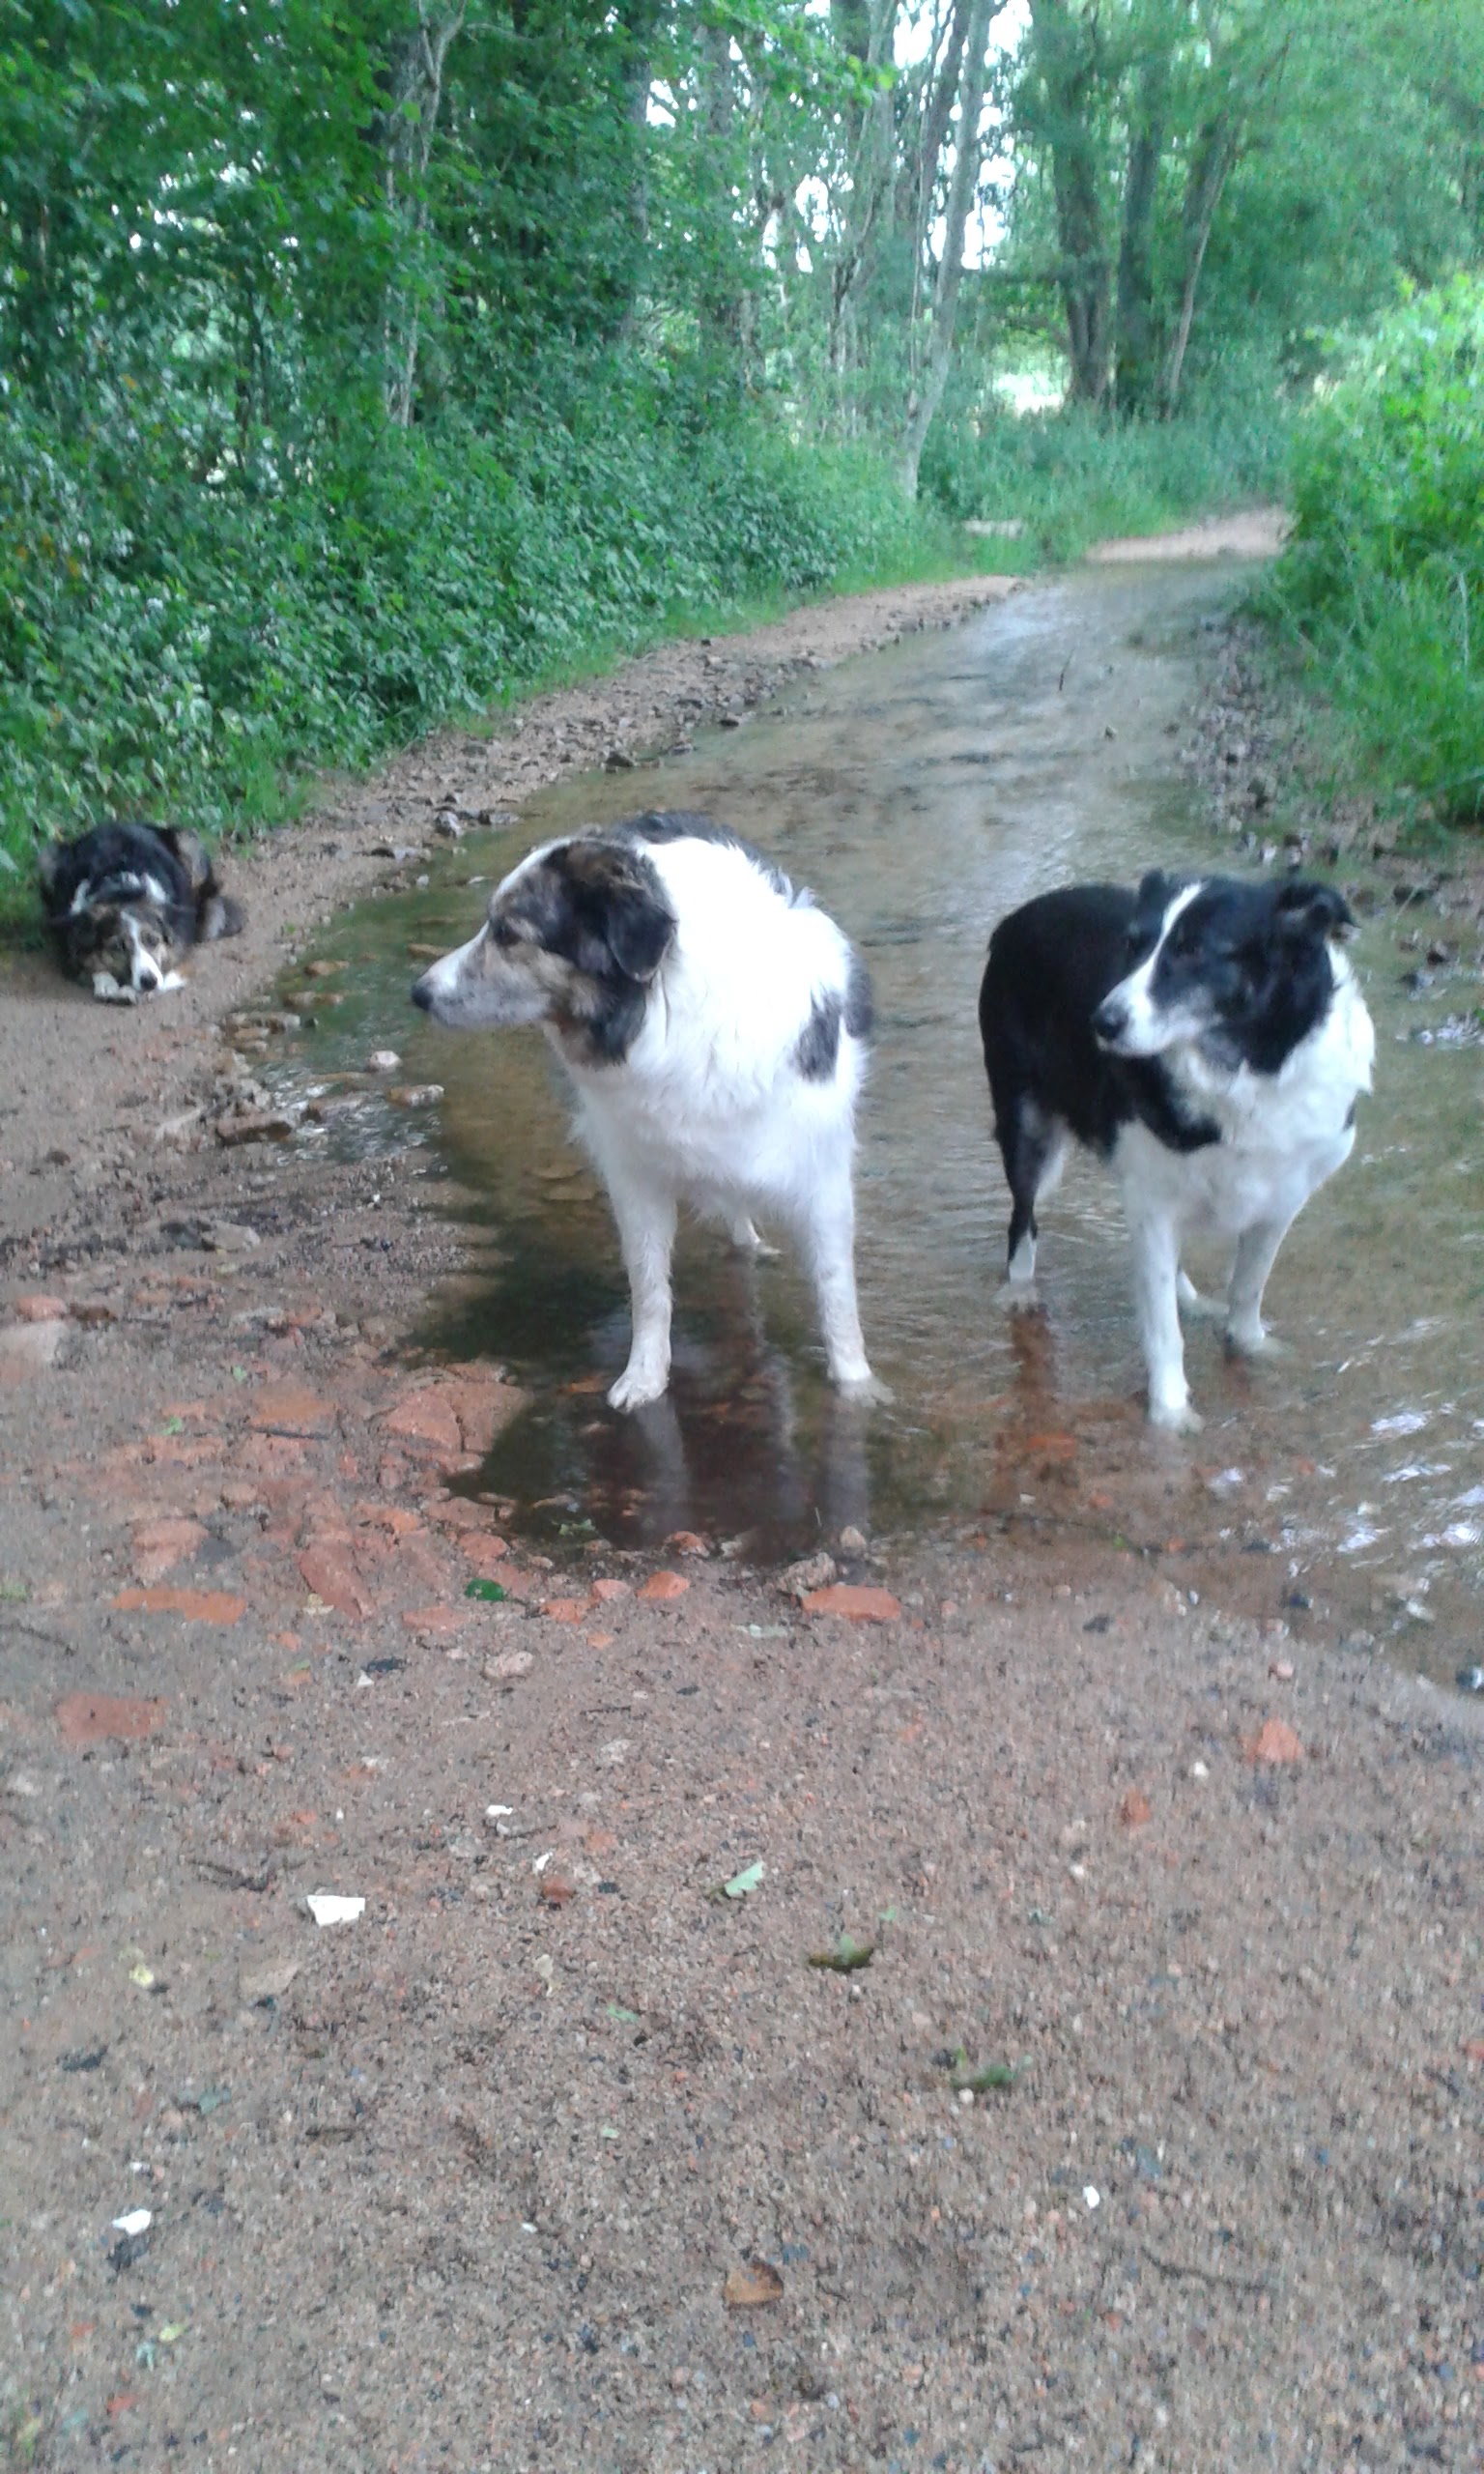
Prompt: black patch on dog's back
<box><xmin>795</xmin><ymin>992</ymin><xmax>842</xmax><ymax>1079</ymax></box>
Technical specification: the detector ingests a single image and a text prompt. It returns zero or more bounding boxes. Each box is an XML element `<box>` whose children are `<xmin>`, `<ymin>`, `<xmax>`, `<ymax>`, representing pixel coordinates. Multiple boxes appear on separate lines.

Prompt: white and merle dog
<box><xmin>979</xmin><ymin>871</ymin><xmax>1375</xmax><ymax>1432</ymax></box>
<box><xmin>40</xmin><ymin>821</ymin><xmax>244</xmax><ymax>1001</ymax></box>
<box><xmin>412</xmin><ymin>811</ymin><xmax>884</xmax><ymax>1412</ymax></box>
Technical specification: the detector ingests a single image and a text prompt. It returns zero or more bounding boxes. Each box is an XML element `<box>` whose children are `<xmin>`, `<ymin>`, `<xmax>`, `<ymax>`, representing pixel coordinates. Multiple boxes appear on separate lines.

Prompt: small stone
<box><xmin>1269</xmin><ymin>1658</ymin><xmax>1296</xmax><ymax>1683</ymax></box>
<box><xmin>484</xmin><ymin>1649</ymin><xmax>535</xmax><ymax>1681</ymax></box>
<box><xmin>542</xmin><ymin>1597</ymin><xmax>589</xmax><ymax>1624</ymax></box>
<box><xmin>838</xmin><ymin>1524</ymin><xmax>868</xmax><ymax>1556</ymax></box>
<box><xmin>385</xmin><ymin>1084</ymin><xmax>444</xmax><ymax>1108</ymax></box>
<box><xmin>1118</xmin><ymin>1787</ymin><xmax>1153</xmax><ymax>1828</ymax></box>
<box><xmin>201</xmin><ymin>1222</ymin><xmax>261</xmax><ymax>1253</ymax></box>
<box><xmin>724</xmin><ymin>2259</ymin><xmax>784</xmax><ymax>2308</ymax></box>
<box><xmin>365</xmin><ymin>1050</ymin><xmax>401</xmax><ymax>1075</ymax></box>
<box><xmin>12</xmin><ymin>1294</ymin><xmax>68</xmax><ymax>1322</ymax></box>
<box><xmin>779</xmin><ymin>1551</ymin><xmax>838</xmax><ymax>1599</ymax></box>
<box><xmin>591</xmin><ymin>1577</ymin><xmax>631</xmax><ymax>1602</ymax></box>
<box><xmin>131</xmin><ymin>1516</ymin><xmax>207</xmax><ymax>1585</ymax></box>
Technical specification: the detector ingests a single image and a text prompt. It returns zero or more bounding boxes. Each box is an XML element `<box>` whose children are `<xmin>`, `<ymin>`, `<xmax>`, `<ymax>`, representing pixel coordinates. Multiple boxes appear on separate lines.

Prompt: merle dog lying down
<box><xmin>979</xmin><ymin>870</ymin><xmax>1375</xmax><ymax>1431</ymax></box>
<box><xmin>40</xmin><ymin>821</ymin><xmax>244</xmax><ymax>1000</ymax></box>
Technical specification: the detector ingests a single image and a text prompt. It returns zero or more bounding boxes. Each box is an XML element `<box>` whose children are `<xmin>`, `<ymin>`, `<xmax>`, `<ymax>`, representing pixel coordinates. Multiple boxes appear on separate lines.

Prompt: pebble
<box><xmin>365</xmin><ymin>1050</ymin><xmax>402</xmax><ymax>1074</ymax></box>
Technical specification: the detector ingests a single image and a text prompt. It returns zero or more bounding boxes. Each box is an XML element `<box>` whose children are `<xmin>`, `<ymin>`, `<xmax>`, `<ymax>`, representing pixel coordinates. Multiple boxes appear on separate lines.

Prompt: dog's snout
<box><xmin>411</xmin><ymin>974</ymin><xmax>434</xmax><ymax>1012</ymax></box>
<box><xmin>1092</xmin><ymin>995</ymin><xmax>1126</xmax><ymax>1046</ymax></box>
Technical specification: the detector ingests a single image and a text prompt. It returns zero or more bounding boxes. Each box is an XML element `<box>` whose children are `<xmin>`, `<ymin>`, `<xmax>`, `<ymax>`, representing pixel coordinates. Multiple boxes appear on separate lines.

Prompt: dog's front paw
<box><xmin>608</xmin><ymin>1364</ymin><xmax>670</xmax><ymax>1412</ymax></box>
<box><xmin>92</xmin><ymin>972</ymin><xmax>138</xmax><ymax>1006</ymax></box>
<box><xmin>1148</xmin><ymin>1395</ymin><xmax>1203</xmax><ymax>1434</ymax></box>
<box><xmin>995</xmin><ymin>1277</ymin><xmax>1042</xmax><ymax>1315</ymax></box>
<box><xmin>836</xmin><ymin>1368</ymin><xmax>894</xmax><ymax>1406</ymax></box>
<box><xmin>1226</xmin><ymin>1327</ymin><xmax>1289</xmax><ymax>1361</ymax></box>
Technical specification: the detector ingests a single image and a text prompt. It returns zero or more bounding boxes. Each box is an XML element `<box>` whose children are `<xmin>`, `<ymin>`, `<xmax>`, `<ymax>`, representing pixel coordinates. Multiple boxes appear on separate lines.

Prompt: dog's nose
<box><xmin>136</xmin><ymin>962</ymin><xmax>160</xmax><ymax>992</ymax></box>
<box><xmin>1091</xmin><ymin>996</ymin><xmax>1125</xmax><ymax>1046</ymax></box>
<box><xmin>411</xmin><ymin>975</ymin><xmax>433</xmax><ymax>1012</ymax></box>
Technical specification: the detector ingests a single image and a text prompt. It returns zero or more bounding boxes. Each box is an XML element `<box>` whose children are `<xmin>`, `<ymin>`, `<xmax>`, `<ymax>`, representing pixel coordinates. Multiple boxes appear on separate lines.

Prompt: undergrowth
<box><xmin>1</xmin><ymin>349</ymin><xmax>1293</xmax><ymax>931</ymax></box>
<box><xmin>1265</xmin><ymin>275</ymin><xmax>1484</xmax><ymax>827</ymax></box>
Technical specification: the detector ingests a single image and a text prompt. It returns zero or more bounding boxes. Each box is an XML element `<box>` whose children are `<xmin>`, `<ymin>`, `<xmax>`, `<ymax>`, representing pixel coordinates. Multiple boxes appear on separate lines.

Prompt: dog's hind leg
<box><xmin>1224</xmin><ymin>1216</ymin><xmax>1296</xmax><ymax>1359</ymax></box>
<box><xmin>795</xmin><ymin>1162</ymin><xmax>889</xmax><ymax>1404</ymax></box>
<box><xmin>603</xmin><ymin>1171</ymin><xmax>679</xmax><ymax>1411</ymax></box>
<box><xmin>1177</xmin><ymin>1269</ymin><xmax>1226</xmax><ymax>1323</ymax></box>
<box><xmin>728</xmin><ymin>1214</ymin><xmax>781</xmax><ymax>1260</ymax></box>
<box><xmin>999</xmin><ymin>1104</ymin><xmax>1064</xmax><ymax>1289</ymax></box>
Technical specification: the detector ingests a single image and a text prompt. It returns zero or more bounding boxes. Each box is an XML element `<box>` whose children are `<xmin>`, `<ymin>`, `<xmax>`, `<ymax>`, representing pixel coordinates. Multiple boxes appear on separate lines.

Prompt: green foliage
<box><xmin>922</xmin><ymin>376</ymin><xmax>1292</xmax><ymax>560</ymax></box>
<box><xmin>1271</xmin><ymin>275</ymin><xmax>1484</xmax><ymax>821</ymax></box>
<box><xmin>0</xmin><ymin>360</ymin><xmax>942</xmax><ymax>880</ymax></box>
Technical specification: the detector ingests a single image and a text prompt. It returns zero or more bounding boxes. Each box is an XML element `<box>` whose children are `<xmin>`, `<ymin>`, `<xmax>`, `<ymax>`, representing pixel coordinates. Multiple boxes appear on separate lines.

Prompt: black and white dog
<box><xmin>40</xmin><ymin>821</ymin><xmax>244</xmax><ymax>1001</ymax></box>
<box><xmin>412</xmin><ymin>812</ymin><xmax>885</xmax><ymax>1412</ymax></box>
<box><xmin>979</xmin><ymin>871</ymin><xmax>1374</xmax><ymax>1431</ymax></box>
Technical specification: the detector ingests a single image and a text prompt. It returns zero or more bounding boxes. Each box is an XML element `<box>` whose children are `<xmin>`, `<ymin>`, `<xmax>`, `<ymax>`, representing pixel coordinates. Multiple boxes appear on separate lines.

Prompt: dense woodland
<box><xmin>3</xmin><ymin>0</ymin><xmax>1483</xmax><ymax>860</ymax></box>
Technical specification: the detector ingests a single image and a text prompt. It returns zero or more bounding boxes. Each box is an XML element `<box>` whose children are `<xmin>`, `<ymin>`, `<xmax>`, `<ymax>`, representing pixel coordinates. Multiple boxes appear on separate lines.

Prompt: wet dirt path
<box><xmin>1</xmin><ymin>543</ymin><xmax>1481</xmax><ymax>2473</ymax></box>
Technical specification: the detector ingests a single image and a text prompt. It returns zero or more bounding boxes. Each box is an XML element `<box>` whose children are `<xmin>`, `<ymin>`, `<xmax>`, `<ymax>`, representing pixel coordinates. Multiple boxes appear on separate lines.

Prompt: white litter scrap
<box><xmin>306</xmin><ymin>1893</ymin><xmax>365</xmax><ymax>1927</ymax></box>
<box><xmin>112</xmin><ymin>2208</ymin><xmax>153</xmax><ymax>2237</ymax></box>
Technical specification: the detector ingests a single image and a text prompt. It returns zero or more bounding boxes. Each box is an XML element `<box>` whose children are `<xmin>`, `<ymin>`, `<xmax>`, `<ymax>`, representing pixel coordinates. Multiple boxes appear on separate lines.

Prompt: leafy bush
<box><xmin>0</xmin><ymin>363</ymin><xmax>949</xmax><ymax>895</ymax></box>
<box><xmin>1271</xmin><ymin>275</ymin><xmax>1484</xmax><ymax>821</ymax></box>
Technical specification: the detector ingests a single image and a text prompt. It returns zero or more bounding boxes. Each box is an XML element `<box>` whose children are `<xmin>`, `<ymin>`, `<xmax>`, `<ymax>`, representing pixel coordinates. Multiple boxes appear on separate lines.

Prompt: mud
<box><xmin>2</xmin><ymin>530</ymin><xmax>1481</xmax><ymax>2472</ymax></box>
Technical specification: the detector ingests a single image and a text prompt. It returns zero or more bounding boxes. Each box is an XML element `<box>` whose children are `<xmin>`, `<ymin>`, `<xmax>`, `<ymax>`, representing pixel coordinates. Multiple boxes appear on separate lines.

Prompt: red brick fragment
<box><xmin>591</xmin><ymin>1577</ymin><xmax>631</xmax><ymax>1603</ymax></box>
<box><xmin>130</xmin><ymin>1516</ymin><xmax>206</xmax><ymax>1585</ymax></box>
<box><xmin>801</xmin><ymin>1583</ymin><xmax>901</xmax><ymax>1623</ymax></box>
<box><xmin>542</xmin><ymin>1597</ymin><xmax>589</xmax><ymax>1624</ymax></box>
<box><xmin>383</xmin><ymin>1387</ymin><xmax>463</xmax><ymax>1454</ymax></box>
<box><xmin>112</xmin><ymin>1586</ymin><xmax>246</xmax><ymax>1624</ymax></box>
<box><xmin>1246</xmin><ymin>1716</ymin><xmax>1305</xmax><ymax>1766</ymax></box>
<box><xmin>56</xmin><ymin>1693</ymin><xmax>167</xmax><ymax>1746</ymax></box>
<box><xmin>248</xmin><ymin>1383</ymin><xmax>338</xmax><ymax>1437</ymax></box>
<box><xmin>637</xmin><ymin>1569</ymin><xmax>690</xmax><ymax>1603</ymax></box>
<box><xmin>13</xmin><ymin>1294</ymin><xmax>67</xmax><ymax>1322</ymax></box>
<box><xmin>1119</xmin><ymin>1787</ymin><xmax>1153</xmax><ymax>1828</ymax></box>
<box><xmin>298</xmin><ymin>1547</ymin><xmax>375</xmax><ymax>1619</ymax></box>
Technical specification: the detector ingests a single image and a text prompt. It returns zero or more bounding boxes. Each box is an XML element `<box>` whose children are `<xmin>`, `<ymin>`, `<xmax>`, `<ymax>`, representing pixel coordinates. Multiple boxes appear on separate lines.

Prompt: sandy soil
<box><xmin>1089</xmin><ymin>511</ymin><xmax>1291</xmax><ymax>563</ymax></box>
<box><xmin>2</xmin><ymin>533</ymin><xmax>1480</xmax><ymax>2472</ymax></box>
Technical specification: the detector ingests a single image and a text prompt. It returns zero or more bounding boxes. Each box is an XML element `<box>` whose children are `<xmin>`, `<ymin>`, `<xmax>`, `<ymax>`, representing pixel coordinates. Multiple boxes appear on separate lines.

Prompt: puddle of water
<box><xmin>265</xmin><ymin>562</ymin><xmax>1484</xmax><ymax>1686</ymax></box>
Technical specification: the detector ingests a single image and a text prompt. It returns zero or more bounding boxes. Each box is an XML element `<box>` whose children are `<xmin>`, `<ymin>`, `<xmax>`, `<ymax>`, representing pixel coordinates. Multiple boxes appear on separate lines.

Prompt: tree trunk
<box><xmin>1160</xmin><ymin>111</ymin><xmax>1233</xmax><ymax>413</ymax></box>
<box><xmin>1114</xmin><ymin>42</ymin><xmax>1170</xmax><ymax>414</ymax></box>
<box><xmin>899</xmin><ymin>0</ymin><xmax>1001</xmax><ymax>498</ymax></box>
<box><xmin>1028</xmin><ymin>0</ymin><xmax>1111</xmax><ymax>408</ymax></box>
<box><xmin>383</xmin><ymin>3</ymin><xmax>466</xmax><ymax>427</ymax></box>
<box><xmin>826</xmin><ymin>0</ymin><xmax>898</xmax><ymax>388</ymax></box>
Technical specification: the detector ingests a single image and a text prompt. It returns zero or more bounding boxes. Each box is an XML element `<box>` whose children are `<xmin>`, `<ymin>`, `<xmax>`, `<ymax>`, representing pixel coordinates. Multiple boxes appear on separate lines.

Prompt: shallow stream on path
<box><xmin>262</xmin><ymin>561</ymin><xmax>1484</xmax><ymax>1687</ymax></box>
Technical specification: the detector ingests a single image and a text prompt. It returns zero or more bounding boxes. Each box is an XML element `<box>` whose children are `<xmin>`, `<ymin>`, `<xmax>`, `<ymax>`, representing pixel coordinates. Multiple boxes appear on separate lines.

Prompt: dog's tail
<box><xmin>198</xmin><ymin>891</ymin><xmax>246</xmax><ymax>942</ymax></box>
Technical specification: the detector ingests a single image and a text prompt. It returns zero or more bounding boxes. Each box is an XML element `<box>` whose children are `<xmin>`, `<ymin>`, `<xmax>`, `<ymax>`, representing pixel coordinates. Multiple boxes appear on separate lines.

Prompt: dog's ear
<box><xmin>1275</xmin><ymin>880</ymin><xmax>1355</xmax><ymax>942</ymax></box>
<box><xmin>561</xmin><ymin>841</ymin><xmax>676</xmax><ymax>984</ymax></box>
<box><xmin>1133</xmin><ymin>868</ymin><xmax>1193</xmax><ymax>918</ymax></box>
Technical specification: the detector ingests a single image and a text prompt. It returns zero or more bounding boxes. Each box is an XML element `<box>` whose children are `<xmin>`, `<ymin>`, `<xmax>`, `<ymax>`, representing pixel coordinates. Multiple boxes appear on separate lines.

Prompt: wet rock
<box><xmin>365</xmin><ymin>1049</ymin><xmax>402</xmax><ymax>1074</ymax></box>
<box><xmin>215</xmin><ymin>1108</ymin><xmax>299</xmax><ymax>1146</ymax></box>
<box><xmin>385</xmin><ymin>1084</ymin><xmax>444</xmax><ymax>1108</ymax></box>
